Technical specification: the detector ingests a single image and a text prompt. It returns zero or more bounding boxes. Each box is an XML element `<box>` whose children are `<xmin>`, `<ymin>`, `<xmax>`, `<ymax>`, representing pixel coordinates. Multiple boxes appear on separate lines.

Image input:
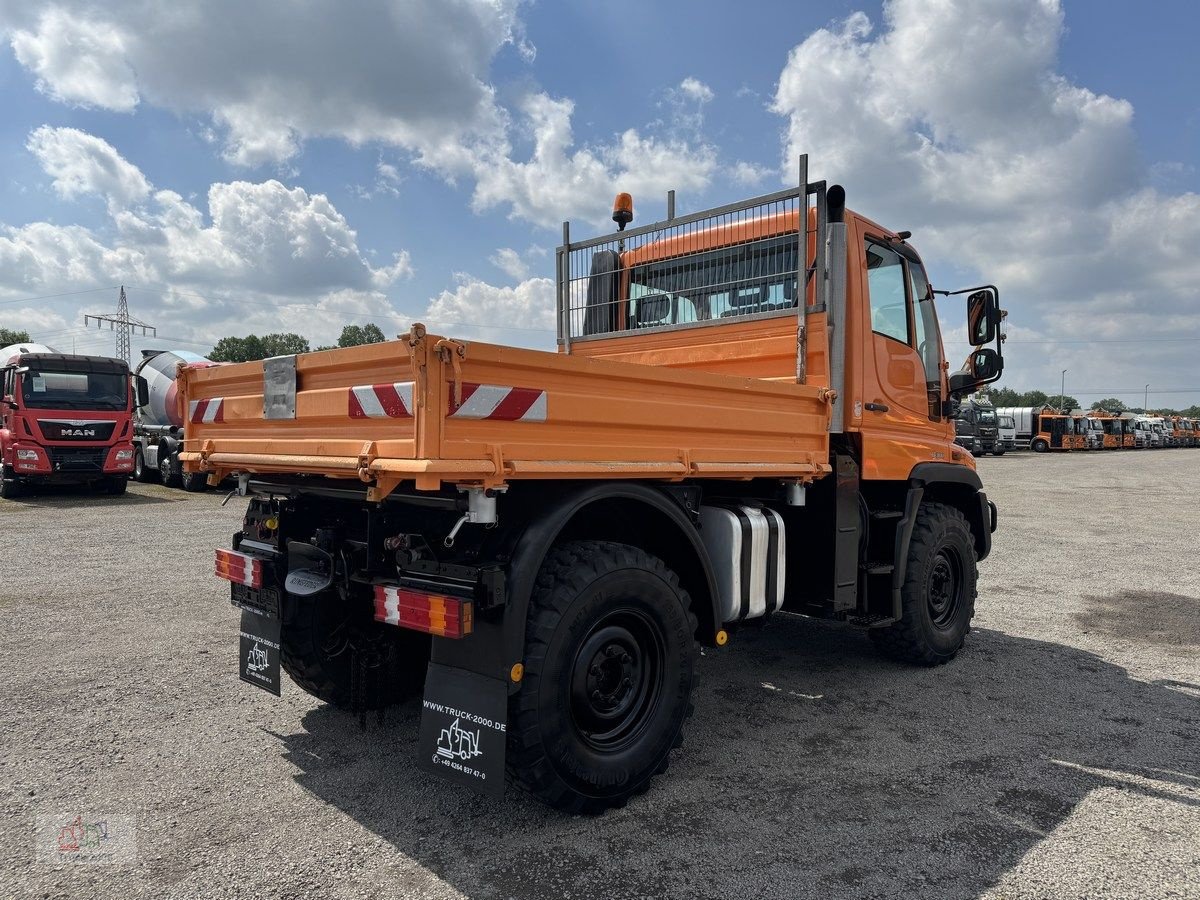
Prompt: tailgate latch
<box><xmin>435</xmin><ymin>339</ymin><xmax>467</xmax><ymax>407</ymax></box>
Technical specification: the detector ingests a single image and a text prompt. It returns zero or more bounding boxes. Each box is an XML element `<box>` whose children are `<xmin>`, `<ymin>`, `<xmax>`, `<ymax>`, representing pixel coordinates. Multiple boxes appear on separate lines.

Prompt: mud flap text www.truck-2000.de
<box><xmin>417</xmin><ymin>662</ymin><xmax>508</xmax><ymax>797</ymax></box>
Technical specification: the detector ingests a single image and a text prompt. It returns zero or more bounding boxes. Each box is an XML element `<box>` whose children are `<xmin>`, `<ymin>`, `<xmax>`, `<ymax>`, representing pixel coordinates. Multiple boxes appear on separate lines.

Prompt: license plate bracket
<box><xmin>239</xmin><ymin>608</ymin><xmax>281</xmax><ymax>696</ymax></box>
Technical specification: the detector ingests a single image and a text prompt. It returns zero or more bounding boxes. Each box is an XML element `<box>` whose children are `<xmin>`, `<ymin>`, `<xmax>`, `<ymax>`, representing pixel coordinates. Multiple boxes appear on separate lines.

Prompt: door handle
<box><xmin>865</xmin><ymin>402</ymin><xmax>889</xmax><ymax>413</ymax></box>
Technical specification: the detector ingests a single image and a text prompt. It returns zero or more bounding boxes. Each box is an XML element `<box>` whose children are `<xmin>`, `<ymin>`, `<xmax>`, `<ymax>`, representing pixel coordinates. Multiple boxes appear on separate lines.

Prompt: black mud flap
<box><xmin>418</xmin><ymin>662</ymin><xmax>507</xmax><ymax>797</ymax></box>
<box><xmin>239</xmin><ymin>608</ymin><xmax>281</xmax><ymax>696</ymax></box>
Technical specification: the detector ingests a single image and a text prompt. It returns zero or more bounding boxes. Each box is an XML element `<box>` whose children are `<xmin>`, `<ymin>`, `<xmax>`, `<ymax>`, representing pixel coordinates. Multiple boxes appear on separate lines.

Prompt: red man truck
<box><xmin>1</xmin><ymin>341</ymin><xmax>142</xmax><ymax>498</ymax></box>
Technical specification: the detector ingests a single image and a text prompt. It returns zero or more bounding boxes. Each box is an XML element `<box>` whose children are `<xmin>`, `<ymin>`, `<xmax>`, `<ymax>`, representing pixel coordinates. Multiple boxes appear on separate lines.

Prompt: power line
<box><xmin>0</xmin><ymin>286</ymin><xmax>121</xmax><ymax>306</ymax></box>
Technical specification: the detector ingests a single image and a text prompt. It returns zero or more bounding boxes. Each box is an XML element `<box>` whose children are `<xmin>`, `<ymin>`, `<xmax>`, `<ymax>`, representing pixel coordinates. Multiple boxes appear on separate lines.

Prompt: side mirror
<box><xmin>967</xmin><ymin>289</ymin><xmax>999</xmax><ymax>346</ymax></box>
<box><xmin>948</xmin><ymin>348</ymin><xmax>1002</xmax><ymax>396</ymax></box>
<box><xmin>634</xmin><ymin>293</ymin><xmax>670</xmax><ymax>326</ymax></box>
<box><xmin>135</xmin><ymin>375</ymin><xmax>150</xmax><ymax>409</ymax></box>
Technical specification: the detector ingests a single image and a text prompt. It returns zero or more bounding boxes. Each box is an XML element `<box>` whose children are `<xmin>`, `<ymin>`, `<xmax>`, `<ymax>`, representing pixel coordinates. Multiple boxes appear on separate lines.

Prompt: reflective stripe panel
<box><xmin>447</xmin><ymin>383</ymin><xmax>547</xmax><ymax>422</ymax></box>
<box><xmin>348</xmin><ymin>382</ymin><xmax>415</xmax><ymax>418</ymax></box>
<box><xmin>189</xmin><ymin>398</ymin><xmax>225</xmax><ymax>424</ymax></box>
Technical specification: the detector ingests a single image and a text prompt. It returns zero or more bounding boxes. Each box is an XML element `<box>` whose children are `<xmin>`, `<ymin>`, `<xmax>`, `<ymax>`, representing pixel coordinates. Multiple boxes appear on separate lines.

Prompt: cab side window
<box><xmin>865</xmin><ymin>242</ymin><xmax>909</xmax><ymax>344</ymax></box>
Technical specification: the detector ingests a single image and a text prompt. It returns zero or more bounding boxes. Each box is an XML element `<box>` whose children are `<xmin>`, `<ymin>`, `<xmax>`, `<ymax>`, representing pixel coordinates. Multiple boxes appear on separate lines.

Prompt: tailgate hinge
<box><xmin>435</xmin><ymin>338</ymin><xmax>467</xmax><ymax>407</ymax></box>
<box><xmin>407</xmin><ymin>322</ymin><xmax>429</xmax><ymax>410</ymax></box>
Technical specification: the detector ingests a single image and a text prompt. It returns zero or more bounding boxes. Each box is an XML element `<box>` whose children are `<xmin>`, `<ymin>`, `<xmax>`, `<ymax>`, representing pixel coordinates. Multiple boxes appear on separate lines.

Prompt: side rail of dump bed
<box><xmin>179</xmin><ymin>325</ymin><xmax>833</xmax><ymax>499</ymax></box>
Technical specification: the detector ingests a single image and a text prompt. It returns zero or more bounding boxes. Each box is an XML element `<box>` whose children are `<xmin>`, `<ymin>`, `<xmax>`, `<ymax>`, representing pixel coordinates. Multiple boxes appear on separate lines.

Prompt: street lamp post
<box><xmin>1144</xmin><ymin>384</ymin><xmax>1149</xmax><ymax>412</ymax></box>
<box><xmin>1060</xmin><ymin>369</ymin><xmax>1067</xmax><ymax>412</ymax></box>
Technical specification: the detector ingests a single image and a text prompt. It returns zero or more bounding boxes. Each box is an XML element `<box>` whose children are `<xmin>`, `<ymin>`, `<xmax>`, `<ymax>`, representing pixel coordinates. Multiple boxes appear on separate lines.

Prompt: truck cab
<box><xmin>996</xmin><ymin>414</ymin><xmax>1016</xmax><ymax>451</ymax></box>
<box><xmin>1</xmin><ymin>344</ymin><xmax>138</xmax><ymax>498</ymax></box>
<box><xmin>1030</xmin><ymin>409</ymin><xmax>1071</xmax><ymax>451</ymax></box>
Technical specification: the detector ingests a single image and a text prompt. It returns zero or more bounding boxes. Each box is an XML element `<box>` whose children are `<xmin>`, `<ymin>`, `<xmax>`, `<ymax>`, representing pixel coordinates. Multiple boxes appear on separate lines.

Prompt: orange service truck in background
<box><xmin>182</xmin><ymin>158</ymin><xmax>1004</xmax><ymax>811</ymax></box>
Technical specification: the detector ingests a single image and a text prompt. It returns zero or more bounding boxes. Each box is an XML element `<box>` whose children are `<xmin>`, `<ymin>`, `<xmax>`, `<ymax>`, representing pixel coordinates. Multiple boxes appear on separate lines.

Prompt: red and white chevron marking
<box><xmin>348</xmin><ymin>382</ymin><xmax>415</xmax><ymax>419</ymax></box>
<box><xmin>448</xmin><ymin>383</ymin><xmax>547</xmax><ymax>422</ymax></box>
<box><xmin>188</xmin><ymin>398</ymin><xmax>225</xmax><ymax>424</ymax></box>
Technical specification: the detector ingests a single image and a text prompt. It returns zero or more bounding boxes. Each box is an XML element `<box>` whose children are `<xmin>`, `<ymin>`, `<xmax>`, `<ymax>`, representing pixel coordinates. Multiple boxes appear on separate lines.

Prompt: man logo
<box><xmin>62</xmin><ymin>428</ymin><xmax>96</xmax><ymax>438</ymax></box>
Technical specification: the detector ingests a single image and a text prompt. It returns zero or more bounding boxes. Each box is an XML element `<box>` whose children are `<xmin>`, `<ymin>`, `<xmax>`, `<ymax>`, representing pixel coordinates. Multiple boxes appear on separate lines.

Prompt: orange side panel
<box><xmin>180</xmin><ymin>329</ymin><xmax>833</xmax><ymax>497</ymax></box>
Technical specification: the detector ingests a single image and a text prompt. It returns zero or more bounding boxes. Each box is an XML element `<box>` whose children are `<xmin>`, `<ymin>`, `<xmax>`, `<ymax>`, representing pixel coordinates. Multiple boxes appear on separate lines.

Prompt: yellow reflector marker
<box><xmin>264</xmin><ymin>516</ymin><xmax>279</xmax><ymax>530</ymax></box>
<box><xmin>510</xmin><ymin>663</ymin><xmax>524</xmax><ymax>683</ymax></box>
<box><xmin>715</xmin><ymin>629</ymin><xmax>729</xmax><ymax>646</ymax></box>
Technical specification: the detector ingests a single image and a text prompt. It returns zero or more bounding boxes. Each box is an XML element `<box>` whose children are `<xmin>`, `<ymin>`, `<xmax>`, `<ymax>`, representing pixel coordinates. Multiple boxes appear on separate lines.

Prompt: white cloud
<box><xmin>678</xmin><ymin>77</ymin><xmax>714</xmax><ymax>105</ymax></box>
<box><xmin>489</xmin><ymin>248</ymin><xmax>530</xmax><ymax>282</ymax></box>
<box><xmin>27</xmin><ymin>126</ymin><xmax>151</xmax><ymax>212</ymax></box>
<box><xmin>425</xmin><ymin>274</ymin><xmax>555</xmax><ymax>340</ymax></box>
<box><xmin>466</xmin><ymin>92</ymin><xmax>718</xmax><ymax>230</ymax></box>
<box><xmin>770</xmin><ymin>0</ymin><xmax>1200</xmax><ymax>398</ymax></box>
<box><xmin>9</xmin><ymin>8</ymin><xmax>138</xmax><ymax>111</ymax></box>
<box><xmin>1</xmin><ymin>128</ymin><xmax>413</xmax><ymax>350</ymax></box>
<box><xmin>1</xmin><ymin>0</ymin><xmax>528</xmax><ymax>167</ymax></box>
<box><xmin>730</xmin><ymin>161</ymin><xmax>773</xmax><ymax>187</ymax></box>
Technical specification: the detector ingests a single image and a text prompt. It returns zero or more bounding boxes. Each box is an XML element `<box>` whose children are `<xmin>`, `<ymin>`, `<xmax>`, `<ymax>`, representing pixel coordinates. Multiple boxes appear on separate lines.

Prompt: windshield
<box><xmin>19</xmin><ymin>369</ymin><xmax>129</xmax><ymax>411</ymax></box>
<box><xmin>978</xmin><ymin>409</ymin><xmax>996</xmax><ymax>425</ymax></box>
<box><xmin>998</xmin><ymin>416</ymin><xmax>1014</xmax><ymax>428</ymax></box>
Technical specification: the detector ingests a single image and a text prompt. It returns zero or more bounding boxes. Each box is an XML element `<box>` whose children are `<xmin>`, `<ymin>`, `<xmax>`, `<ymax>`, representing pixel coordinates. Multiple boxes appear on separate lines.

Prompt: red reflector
<box><xmin>373</xmin><ymin>585</ymin><xmax>473</xmax><ymax>638</ymax></box>
<box><xmin>215</xmin><ymin>548</ymin><xmax>263</xmax><ymax>589</ymax></box>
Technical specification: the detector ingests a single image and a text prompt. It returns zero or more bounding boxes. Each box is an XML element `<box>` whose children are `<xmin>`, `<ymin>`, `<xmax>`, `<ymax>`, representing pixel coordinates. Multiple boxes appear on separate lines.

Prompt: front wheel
<box><xmin>1032</xmin><ymin>439</ymin><xmax>1048</xmax><ymax>453</ymax></box>
<box><xmin>869</xmin><ymin>502</ymin><xmax>977</xmax><ymax>666</ymax></box>
<box><xmin>133</xmin><ymin>448</ymin><xmax>157</xmax><ymax>483</ymax></box>
<box><xmin>508</xmin><ymin>540</ymin><xmax>697</xmax><ymax>813</ymax></box>
<box><xmin>0</xmin><ymin>466</ymin><xmax>24</xmax><ymax>500</ymax></box>
<box><xmin>103</xmin><ymin>476</ymin><xmax>128</xmax><ymax>495</ymax></box>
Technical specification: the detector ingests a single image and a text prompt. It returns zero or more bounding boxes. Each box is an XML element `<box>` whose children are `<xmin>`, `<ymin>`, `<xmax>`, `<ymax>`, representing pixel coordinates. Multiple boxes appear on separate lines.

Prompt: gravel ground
<box><xmin>2</xmin><ymin>452</ymin><xmax>1198</xmax><ymax>899</ymax></box>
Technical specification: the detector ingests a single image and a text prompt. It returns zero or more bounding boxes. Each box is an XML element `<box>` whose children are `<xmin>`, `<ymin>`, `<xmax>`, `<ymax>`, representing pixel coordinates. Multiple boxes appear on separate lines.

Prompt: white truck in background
<box><xmin>996</xmin><ymin>413</ymin><xmax>1017</xmax><ymax>452</ymax></box>
<box><xmin>131</xmin><ymin>350</ymin><xmax>220</xmax><ymax>491</ymax></box>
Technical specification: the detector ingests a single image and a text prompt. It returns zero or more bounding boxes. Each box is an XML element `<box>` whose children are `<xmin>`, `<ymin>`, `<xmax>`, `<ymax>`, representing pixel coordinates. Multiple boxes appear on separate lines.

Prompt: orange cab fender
<box><xmin>498</xmin><ymin>482</ymin><xmax>722</xmax><ymax>669</ymax></box>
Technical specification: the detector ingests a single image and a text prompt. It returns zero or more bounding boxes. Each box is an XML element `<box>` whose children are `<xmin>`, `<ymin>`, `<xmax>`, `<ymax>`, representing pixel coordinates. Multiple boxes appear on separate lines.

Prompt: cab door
<box><xmin>857</xmin><ymin>234</ymin><xmax>946</xmax><ymax>476</ymax></box>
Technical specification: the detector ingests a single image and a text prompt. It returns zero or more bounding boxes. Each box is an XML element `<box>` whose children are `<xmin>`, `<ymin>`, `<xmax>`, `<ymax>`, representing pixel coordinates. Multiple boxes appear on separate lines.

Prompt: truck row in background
<box><xmin>953</xmin><ymin>396</ymin><xmax>1198</xmax><ymax>453</ymax></box>
<box><xmin>1</xmin><ymin>342</ymin><xmax>218</xmax><ymax>498</ymax></box>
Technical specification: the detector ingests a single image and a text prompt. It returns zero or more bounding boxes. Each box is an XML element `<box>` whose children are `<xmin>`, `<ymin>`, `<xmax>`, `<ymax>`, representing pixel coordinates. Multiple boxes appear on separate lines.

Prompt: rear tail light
<box><xmin>215</xmin><ymin>549</ymin><xmax>264</xmax><ymax>589</ymax></box>
<box><xmin>373</xmin><ymin>585</ymin><xmax>473</xmax><ymax>639</ymax></box>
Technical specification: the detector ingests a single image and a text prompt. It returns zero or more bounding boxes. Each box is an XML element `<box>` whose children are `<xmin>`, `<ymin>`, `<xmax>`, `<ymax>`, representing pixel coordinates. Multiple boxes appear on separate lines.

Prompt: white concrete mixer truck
<box><xmin>131</xmin><ymin>350</ymin><xmax>221</xmax><ymax>491</ymax></box>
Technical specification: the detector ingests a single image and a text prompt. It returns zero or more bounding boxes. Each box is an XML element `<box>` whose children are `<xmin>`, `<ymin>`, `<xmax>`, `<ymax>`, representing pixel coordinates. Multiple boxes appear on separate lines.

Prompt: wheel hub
<box><xmin>569</xmin><ymin>611</ymin><xmax>664</xmax><ymax>752</ymax></box>
<box><xmin>927</xmin><ymin>549</ymin><xmax>961</xmax><ymax>628</ymax></box>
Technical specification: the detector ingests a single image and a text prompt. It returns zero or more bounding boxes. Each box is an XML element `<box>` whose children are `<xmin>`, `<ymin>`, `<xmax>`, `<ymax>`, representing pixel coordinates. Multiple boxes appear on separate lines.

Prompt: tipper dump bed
<box><xmin>179</xmin><ymin>323</ymin><xmax>833</xmax><ymax>498</ymax></box>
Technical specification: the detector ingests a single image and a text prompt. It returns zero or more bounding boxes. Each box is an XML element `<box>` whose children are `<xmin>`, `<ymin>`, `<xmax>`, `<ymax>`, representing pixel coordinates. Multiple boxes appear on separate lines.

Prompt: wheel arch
<box><xmin>499</xmin><ymin>482</ymin><xmax>722</xmax><ymax>667</ymax></box>
<box><xmin>907</xmin><ymin>463</ymin><xmax>992</xmax><ymax>562</ymax></box>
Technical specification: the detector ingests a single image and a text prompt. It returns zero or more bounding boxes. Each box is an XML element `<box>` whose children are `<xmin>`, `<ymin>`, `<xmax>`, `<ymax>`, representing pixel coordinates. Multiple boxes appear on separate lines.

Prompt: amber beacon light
<box><xmin>612</xmin><ymin>192</ymin><xmax>634</xmax><ymax>230</ymax></box>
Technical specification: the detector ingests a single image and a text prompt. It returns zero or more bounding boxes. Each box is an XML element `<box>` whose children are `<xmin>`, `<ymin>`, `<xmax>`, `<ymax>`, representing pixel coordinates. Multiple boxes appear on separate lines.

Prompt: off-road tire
<box><xmin>1032</xmin><ymin>439</ymin><xmax>1049</xmax><ymax>453</ymax></box>
<box><xmin>0</xmin><ymin>466</ymin><xmax>23</xmax><ymax>500</ymax></box>
<box><xmin>869</xmin><ymin>502</ymin><xmax>977</xmax><ymax>666</ymax></box>
<box><xmin>280</xmin><ymin>589</ymin><xmax>429</xmax><ymax>709</ymax></box>
<box><xmin>507</xmin><ymin>540</ymin><xmax>698</xmax><ymax>814</ymax></box>
<box><xmin>159</xmin><ymin>451</ymin><xmax>182</xmax><ymax>488</ymax></box>
<box><xmin>181</xmin><ymin>470</ymin><xmax>208</xmax><ymax>493</ymax></box>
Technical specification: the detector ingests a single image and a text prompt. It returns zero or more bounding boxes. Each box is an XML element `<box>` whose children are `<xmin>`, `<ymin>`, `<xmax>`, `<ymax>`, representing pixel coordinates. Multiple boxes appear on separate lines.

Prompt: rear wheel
<box><xmin>0</xmin><ymin>466</ymin><xmax>24</xmax><ymax>500</ymax></box>
<box><xmin>159</xmin><ymin>451</ymin><xmax>181</xmax><ymax>487</ymax></box>
<box><xmin>181</xmin><ymin>470</ymin><xmax>208</xmax><ymax>492</ymax></box>
<box><xmin>870</xmin><ymin>502</ymin><xmax>976</xmax><ymax>666</ymax></box>
<box><xmin>280</xmin><ymin>589</ymin><xmax>429</xmax><ymax>710</ymax></box>
<box><xmin>507</xmin><ymin>540</ymin><xmax>697</xmax><ymax>813</ymax></box>
<box><xmin>1032</xmin><ymin>439</ymin><xmax>1048</xmax><ymax>453</ymax></box>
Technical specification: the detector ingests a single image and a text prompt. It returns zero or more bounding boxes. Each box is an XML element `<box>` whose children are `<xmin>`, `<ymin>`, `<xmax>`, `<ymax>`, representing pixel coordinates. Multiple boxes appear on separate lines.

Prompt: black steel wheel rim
<box><xmin>569</xmin><ymin>608</ymin><xmax>665</xmax><ymax>753</ymax></box>
<box><xmin>927</xmin><ymin>547</ymin><xmax>963</xmax><ymax>628</ymax></box>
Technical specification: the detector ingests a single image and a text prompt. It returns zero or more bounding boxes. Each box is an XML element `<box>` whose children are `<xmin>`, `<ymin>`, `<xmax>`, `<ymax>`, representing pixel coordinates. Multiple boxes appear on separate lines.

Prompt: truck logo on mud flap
<box><xmin>436</xmin><ymin>718</ymin><xmax>482</xmax><ymax>762</ymax></box>
<box><xmin>245</xmin><ymin>642</ymin><xmax>270</xmax><ymax>674</ymax></box>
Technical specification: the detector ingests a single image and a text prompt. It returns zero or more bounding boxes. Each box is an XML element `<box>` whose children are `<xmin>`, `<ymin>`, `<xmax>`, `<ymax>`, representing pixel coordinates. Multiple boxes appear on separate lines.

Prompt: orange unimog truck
<box><xmin>181</xmin><ymin>159</ymin><xmax>1004</xmax><ymax>811</ymax></box>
